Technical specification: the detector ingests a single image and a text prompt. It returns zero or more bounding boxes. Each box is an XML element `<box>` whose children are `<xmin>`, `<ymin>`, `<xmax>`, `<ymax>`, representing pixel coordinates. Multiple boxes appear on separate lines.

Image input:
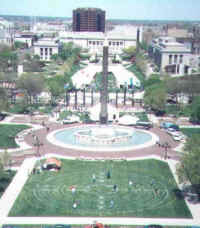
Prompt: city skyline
<box><xmin>0</xmin><ymin>0</ymin><xmax>200</xmax><ymax>21</ymax></box>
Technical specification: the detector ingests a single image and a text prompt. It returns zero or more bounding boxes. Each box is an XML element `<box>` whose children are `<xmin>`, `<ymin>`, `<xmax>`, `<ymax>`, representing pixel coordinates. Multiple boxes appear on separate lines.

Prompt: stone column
<box><xmin>99</xmin><ymin>40</ymin><xmax>109</xmax><ymax>124</ymax></box>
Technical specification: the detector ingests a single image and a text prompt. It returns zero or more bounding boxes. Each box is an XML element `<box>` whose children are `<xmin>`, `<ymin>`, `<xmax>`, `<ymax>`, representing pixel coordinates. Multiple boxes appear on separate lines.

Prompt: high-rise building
<box><xmin>73</xmin><ymin>8</ymin><xmax>105</xmax><ymax>32</ymax></box>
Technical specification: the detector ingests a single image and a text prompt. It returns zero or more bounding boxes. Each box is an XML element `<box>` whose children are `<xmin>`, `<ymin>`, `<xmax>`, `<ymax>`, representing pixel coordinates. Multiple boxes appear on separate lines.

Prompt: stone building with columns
<box><xmin>59</xmin><ymin>26</ymin><xmax>142</xmax><ymax>55</ymax></box>
<box><xmin>33</xmin><ymin>38</ymin><xmax>60</xmax><ymax>61</ymax></box>
<box><xmin>148</xmin><ymin>36</ymin><xmax>191</xmax><ymax>75</ymax></box>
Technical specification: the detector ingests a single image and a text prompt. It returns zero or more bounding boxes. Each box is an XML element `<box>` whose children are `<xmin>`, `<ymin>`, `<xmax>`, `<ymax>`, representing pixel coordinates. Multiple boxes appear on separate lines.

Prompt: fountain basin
<box><xmin>47</xmin><ymin>125</ymin><xmax>159</xmax><ymax>152</ymax></box>
<box><xmin>74</xmin><ymin>125</ymin><xmax>133</xmax><ymax>145</ymax></box>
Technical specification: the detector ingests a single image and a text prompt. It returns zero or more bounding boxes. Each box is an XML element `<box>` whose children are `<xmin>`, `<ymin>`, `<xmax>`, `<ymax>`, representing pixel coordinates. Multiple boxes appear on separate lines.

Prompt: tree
<box><xmin>51</xmin><ymin>53</ymin><xmax>59</xmax><ymax>62</ymax></box>
<box><xmin>135</xmin><ymin>53</ymin><xmax>147</xmax><ymax>75</ymax></box>
<box><xmin>59</xmin><ymin>42</ymin><xmax>81</xmax><ymax>62</ymax></box>
<box><xmin>23</xmin><ymin>58</ymin><xmax>44</xmax><ymax>72</ymax></box>
<box><xmin>16</xmin><ymin>73</ymin><xmax>45</xmax><ymax>104</ymax></box>
<box><xmin>47</xmin><ymin>77</ymin><xmax>65</xmax><ymax>105</ymax></box>
<box><xmin>13</xmin><ymin>41</ymin><xmax>27</xmax><ymax>50</ymax></box>
<box><xmin>190</xmin><ymin>95</ymin><xmax>200</xmax><ymax>123</ymax></box>
<box><xmin>0</xmin><ymin>150</ymin><xmax>11</xmax><ymax>170</ymax></box>
<box><xmin>0</xmin><ymin>45</ymin><xmax>18</xmax><ymax>72</ymax></box>
<box><xmin>0</xmin><ymin>87</ymin><xmax>8</xmax><ymax>112</ymax></box>
<box><xmin>144</xmin><ymin>83</ymin><xmax>167</xmax><ymax>113</ymax></box>
<box><xmin>143</xmin><ymin>74</ymin><xmax>162</xmax><ymax>89</ymax></box>
<box><xmin>176</xmin><ymin>135</ymin><xmax>200</xmax><ymax>186</ymax></box>
<box><xmin>122</xmin><ymin>46</ymin><xmax>137</xmax><ymax>60</ymax></box>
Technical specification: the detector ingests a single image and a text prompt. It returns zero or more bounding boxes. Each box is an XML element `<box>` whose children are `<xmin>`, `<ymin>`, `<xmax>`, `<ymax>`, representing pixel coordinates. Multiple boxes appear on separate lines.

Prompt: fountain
<box><xmin>46</xmin><ymin>38</ymin><xmax>159</xmax><ymax>152</ymax></box>
<box><xmin>47</xmin><ymin>125</ymin><xmax>158</xmax><ymax>152</ymax></box>
<box><xmin>74</xmin><ymin>125</ymin><xmax>133</xmax><ymax>145</ymax></box>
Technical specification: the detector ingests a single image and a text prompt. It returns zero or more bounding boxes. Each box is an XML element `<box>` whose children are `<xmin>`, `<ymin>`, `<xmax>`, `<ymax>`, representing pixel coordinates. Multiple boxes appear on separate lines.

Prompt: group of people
<box><xmin>156</xmin><ymin>140</ymin><xmax>171</xmax><ymax>160</ymax></box>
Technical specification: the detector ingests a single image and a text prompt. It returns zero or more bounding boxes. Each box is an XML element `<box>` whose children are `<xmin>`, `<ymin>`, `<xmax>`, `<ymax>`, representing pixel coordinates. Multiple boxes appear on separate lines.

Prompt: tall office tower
<box><xmin>73</xmin><ymin>8</ymin><xmax>105</xmax><ymax>32</ymax></box>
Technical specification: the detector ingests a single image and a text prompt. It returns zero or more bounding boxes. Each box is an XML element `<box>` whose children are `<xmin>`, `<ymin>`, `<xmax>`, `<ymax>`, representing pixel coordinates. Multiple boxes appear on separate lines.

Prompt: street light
<box><xmin>90</xmin><ymin>83</ymin><xmax>96</xmax><ymax>106</ymax></box>
<box><xmin>33</xmin><ymin>136</ymin><xmax>43</xmax><ymax>157</ymax></box>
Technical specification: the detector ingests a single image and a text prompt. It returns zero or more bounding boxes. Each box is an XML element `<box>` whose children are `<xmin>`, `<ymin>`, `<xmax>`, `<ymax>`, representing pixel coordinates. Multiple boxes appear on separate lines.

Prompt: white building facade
<box><xmin>59</xmin><ymin>26</ymin><xmax>142</xmax><ymax>55</ymax></box>
<box><xmin>33</xmin><ymin>39</ymin><xmax>59</xmax><ymax>61</ymax></box>
<box><xmin>149</xmin><ymin>37</ymin><xmax>191</xmax><ymax>75</ymax></box>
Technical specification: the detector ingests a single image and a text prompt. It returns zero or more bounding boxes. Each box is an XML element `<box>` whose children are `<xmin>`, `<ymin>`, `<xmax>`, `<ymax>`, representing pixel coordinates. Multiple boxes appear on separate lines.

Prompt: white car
<box><xmin>166</xmin><ymin>128</ymin><xmax>178</xmax><ymax>135</ymax></box>
<box><xmin>172</xmin><ymin>134</ymin><xmax>185</xmax><ymax>141</ymax></box>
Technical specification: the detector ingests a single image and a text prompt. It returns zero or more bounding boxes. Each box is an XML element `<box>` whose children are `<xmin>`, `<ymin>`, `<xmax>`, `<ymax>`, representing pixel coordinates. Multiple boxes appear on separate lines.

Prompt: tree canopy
<box><xmin>176</xmin><ymin>134</ymin><xmax>200</xmax><ymax>186</ymax></box>
<box><xmin>16</xmin><ymin>73</ymin><xmax>45</xmax><ymax>104</ymax></box>
<box><xmin>0</xmin><ymin>87</ymin><xmax>8</xmax><ymax>112</ymax></box>
<box><xmin>59</xmin><ymin>42</ymin><xmax>81</xmax><ymax>62</ymax></box>
<box><xmin>143</xmin><ymin>82</ymin><xmax>166</xmax><ymax>112</ymax></box>
<box><xmin>190</xmin><ymin>95</ymin><xmax>200</xmax><ymax>123</ymax></box>
<box><xmin>0</xmin><ymin>44</ymin><xmax>18</xmax><ymax>72</ymax></box>
<box><xmin>122</xmin><ymin>46</ymin><xmax>137</xmax><ymax>59</ymax></box>
<box><xmin>143</xmin><ymin>74</ymin><xmax>162</xmax><ymax>89</ymax></box>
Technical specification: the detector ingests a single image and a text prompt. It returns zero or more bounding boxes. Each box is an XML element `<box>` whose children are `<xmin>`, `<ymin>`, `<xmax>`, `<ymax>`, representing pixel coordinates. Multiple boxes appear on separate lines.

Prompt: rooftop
<box><xmin>74</xmin><ymin>7</ymin><xmax>105</xmax><ymax>12</ymax></box>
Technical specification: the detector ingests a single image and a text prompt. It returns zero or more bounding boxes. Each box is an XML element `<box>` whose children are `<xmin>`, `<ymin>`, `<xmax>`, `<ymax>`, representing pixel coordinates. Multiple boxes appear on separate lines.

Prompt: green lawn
<box><xmin>0</xmin><ymin>170</ymin><xmax>16</xmax><ymax>198</ymax></box>
<box><xmin>0</xmin><ymin>124</ymin><xmax>30</xmax><ymax>149</ymax></box>
<box><xmin>181</xmin><ymin>128</ymin><xmax>200</xmax><ymax>137</ymax></box>
<box><xmin>9</xmin><ymin>159</ymin><xmax>192</xmax><ymax>218</ymax></box>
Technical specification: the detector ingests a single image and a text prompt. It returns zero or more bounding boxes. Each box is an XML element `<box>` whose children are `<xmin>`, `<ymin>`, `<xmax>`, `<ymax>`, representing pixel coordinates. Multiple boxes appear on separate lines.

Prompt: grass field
<box><xmin>9</xmin><ymin>159</ymin><xmax>192</xmax><ymax>218</ymax></box>
<box><xmin>181</xmin><ymin>128</ymin><xmax>200</xmax><ymax>137</ymax></box>
<box><xmin>0</xmin><ymin>124</ymin><xmax>30</xmax><ymax>149</ymax></box>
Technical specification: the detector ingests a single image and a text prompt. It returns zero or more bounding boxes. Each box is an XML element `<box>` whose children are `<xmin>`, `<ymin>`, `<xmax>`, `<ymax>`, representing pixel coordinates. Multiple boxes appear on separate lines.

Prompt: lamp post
<box><xmin>115</xmin><ymin>89</ymin><xmax>119</xmax><ymax>108</ymax></box>
<box><xmin>131</xmin><ymin>88</ymin><xmax>135</xmax><ymax>107</ymax></box>
<box><xmin>74</xmin><ymin>88</ymin><xmax>78</xmax><ymax>110</ymax></box>
<box><xmin>91</xmin><ymin>83</ymin><xmax>95</xmax><ymax>107</ymax></box>
<box><xmin>123</xmin><ymin>86</ymin><xmax>127</xmax><ymax>106</ymax></box>
<box><xmin>83</xmin><ymin>87</ymin><xmax>86</xmax><ymax>107</ymax></box>
<box><xmin>33</xmin><ymin>136</ymin><xmax>43</xmax><ymax>158</ymax></box>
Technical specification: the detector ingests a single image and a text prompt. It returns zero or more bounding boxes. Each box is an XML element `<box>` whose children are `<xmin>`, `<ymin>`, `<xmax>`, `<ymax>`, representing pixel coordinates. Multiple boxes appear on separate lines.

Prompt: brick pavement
<box><xmin>21</xmin><ymin>122</ymin><xmax>181</xmax><ymax>161</ymax></box>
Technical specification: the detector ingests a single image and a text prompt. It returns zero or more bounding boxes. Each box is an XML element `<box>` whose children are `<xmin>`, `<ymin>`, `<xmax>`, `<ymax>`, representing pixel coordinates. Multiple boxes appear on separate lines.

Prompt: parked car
<box><xmin>173</xmin><ymin>134</ymin><xmax>184</xmax><ymax>141</ymax></box>
<box><xmin>160</xmin><ymin>122</ymin><xmax>179</xmax><ymax>130</ymax></box>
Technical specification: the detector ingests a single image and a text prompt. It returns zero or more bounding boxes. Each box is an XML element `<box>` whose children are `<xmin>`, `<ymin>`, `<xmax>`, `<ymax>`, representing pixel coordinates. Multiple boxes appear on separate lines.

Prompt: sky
<box><xmin>1</xmin><ymin>0</ymin><xmax>200</xmax><ymax>21</ymax></box>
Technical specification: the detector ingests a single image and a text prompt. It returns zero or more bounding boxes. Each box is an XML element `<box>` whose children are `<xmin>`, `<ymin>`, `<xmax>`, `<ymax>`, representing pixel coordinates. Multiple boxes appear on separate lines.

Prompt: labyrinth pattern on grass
<box><xmin>23</xmin><ymin>173</ymin><xmax>173</xmax><ymax>213</ymax></box>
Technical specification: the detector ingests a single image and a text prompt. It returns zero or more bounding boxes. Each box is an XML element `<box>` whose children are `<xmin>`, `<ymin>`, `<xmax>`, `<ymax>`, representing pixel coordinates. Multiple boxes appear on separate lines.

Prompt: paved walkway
<box><xmin>0</xmin><ymin>114</ymin><xmax>200</xmax><ymax>226</ymax></box>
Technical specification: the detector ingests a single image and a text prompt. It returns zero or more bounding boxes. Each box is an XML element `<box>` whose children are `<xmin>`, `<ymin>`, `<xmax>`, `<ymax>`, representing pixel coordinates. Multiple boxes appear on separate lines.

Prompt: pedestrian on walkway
<box><xmin>46</xmin><ymin>126</ymin><xmax>50</xmax><ymax>132</ymax></box>
<box><xmin>42</xmin><ymin>121</ymin><xmax>45</xmax><ymax>127</ymax></box>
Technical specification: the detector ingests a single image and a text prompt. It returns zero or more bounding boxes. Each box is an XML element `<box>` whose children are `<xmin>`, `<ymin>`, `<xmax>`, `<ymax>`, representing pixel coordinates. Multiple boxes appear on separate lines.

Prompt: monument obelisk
<box><xmin>99</xmin><ymin>38</ymin><xmax>109</xmax><ymax>124</ymax></box>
